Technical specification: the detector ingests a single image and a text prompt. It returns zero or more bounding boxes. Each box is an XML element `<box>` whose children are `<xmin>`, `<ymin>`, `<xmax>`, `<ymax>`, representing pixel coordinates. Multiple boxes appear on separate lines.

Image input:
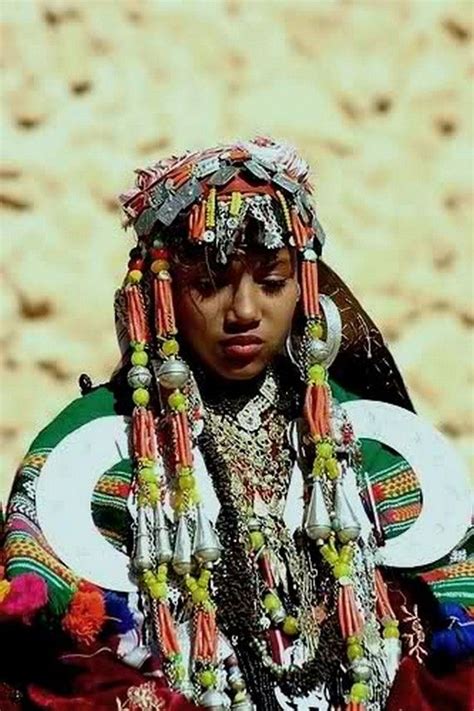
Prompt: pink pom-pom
<box><xmin>1</xmin><ymin>573</ymin><xmax>48</xmax><ymax>619</ymax></box>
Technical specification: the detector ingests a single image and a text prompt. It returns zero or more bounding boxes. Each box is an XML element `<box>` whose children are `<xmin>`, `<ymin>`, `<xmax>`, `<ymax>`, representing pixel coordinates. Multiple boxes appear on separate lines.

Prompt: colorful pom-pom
<box><xmin>0</xmin><ymin>573</ymin><xmax>48</xmax><ymax>620</ymax></box>
<box><xmin>105</xmin><ymin>592</ymin><xmax>135</xmax><ymax>634</ymax></box>
<box><xmin>62</xmin><ymin>584</ymin><xmax>106</xmax><ymax>645</ymax></box>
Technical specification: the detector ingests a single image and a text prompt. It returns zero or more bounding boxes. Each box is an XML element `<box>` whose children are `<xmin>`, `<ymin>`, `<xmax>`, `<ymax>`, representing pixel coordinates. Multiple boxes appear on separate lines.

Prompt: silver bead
<box><xmin>199</xmin><ymin>688</ymin><xmax>226</xmax><ymax>710</ymax></box>
<box><xmin>247</xmin><ymin>517</ymin><xmax>260</xmax><ymax>531</ymax></box>
<box><xmin>157</xmin><ymin>358</ymin><xmax>189</xmax><ymax>389</ymax></box>
<box><xmin>269</xmin><ymin>607</ymin><xmax>286</xmax><ymax>625</ymax></box>
<box><xmin>228</xmin><ymin>672</ymin><xmax>245</xmax><ymax>692</ymax></box>
<box><xmin>303</xmin><ymin>248</ymin><xmax>317</xmax><ymax>262</ymax></box>
<box><xmin>308</xmin><ymin>338</ymin><xmax>330</xmax><ymax>365</ymax></box>
<box><xmin>351</xmin><ymin>658</ymin><xmax>372</xmax><ymax>681</ymax></box>
<box><xmin>127</xmin><ymin>365</ymin><xmax>152</xmax><ymax>389</ymax></box>
<box><xmin>203</xmin><ymin>229</ymin><xmax>215</xmax><ymax>243</ymax></box>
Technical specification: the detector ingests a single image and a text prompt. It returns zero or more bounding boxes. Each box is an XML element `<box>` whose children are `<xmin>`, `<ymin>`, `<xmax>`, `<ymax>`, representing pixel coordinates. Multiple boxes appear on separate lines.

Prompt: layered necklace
<box><xmin>195</xmin><ymin>364</ymin><xmax>347</xmax><ymax>707</ymax></box>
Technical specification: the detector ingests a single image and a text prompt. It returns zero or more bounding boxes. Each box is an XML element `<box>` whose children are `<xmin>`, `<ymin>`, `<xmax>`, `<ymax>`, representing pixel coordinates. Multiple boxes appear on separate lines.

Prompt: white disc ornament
<box><xmin>342</xmin><ymin>400</ymin><xmax>471</xmax><ymax>568</ymax></box>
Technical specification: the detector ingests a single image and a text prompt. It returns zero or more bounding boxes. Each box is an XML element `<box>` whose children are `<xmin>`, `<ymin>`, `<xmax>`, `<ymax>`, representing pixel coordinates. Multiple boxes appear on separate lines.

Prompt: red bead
<box><xmin>128</xmin><ymin>259</ymin><xmax>145</xmax><ymax>270</ymax></box>
<box><xmin>150</xmin><ymin>248</ymin><xmax>169</xmax><ymax>260</ymax></box>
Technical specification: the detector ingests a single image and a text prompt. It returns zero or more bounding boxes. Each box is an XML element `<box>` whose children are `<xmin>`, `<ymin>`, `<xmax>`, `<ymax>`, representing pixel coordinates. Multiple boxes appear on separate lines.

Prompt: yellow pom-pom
<box><xmin>168</xmin><ymin>390</ymin><xmax>186</xmax><ymax>412</ymax></box>
<box><xmin>349</xmin><ymin>682</ymin><xmax>369</xmax><ymax>702</ymax></box>
<box><xmin>316</xmin><ymin>441</ymin><xmax>333</xmax><ymax>459</ymax></box>
<box><xmin>282</xmin><ymin>615</ymin><xmax>299</xmax><ymax>636</ymax></box>
<box><xmin>320</xmin><ymin>544</ymin><xmax>339</xmax><ymax>565</ymax></box>
<box><xmin>333</xmin><ymin>561</ymin><xmax>351</xmax><ymax>579</ymax></box>
<box><xmin>192</xmin><ymin>588</ymin><xmax>208</xmax><ymax>605</ymax></box>
<box><xmin>347</xmin><ymin>641</ymin><xmax>364</xmax><ymax>661</ymax></box>
<box><xmin>309</xmin><ymin>322</ymin><xmax>323</xmax><ymax>339</ymax></box>
<box><xmin>263</xmin><ymin>592</ymin><xmax>281</xmax><ymax>612</ymax></box>
<box><xmin>308</xmin><ymin>364</ymin><xmax>326</xmax><ymax>385</ymax></box>
<box><xmin>339</xmin><ymin>545</ymin><xmax>354</xmax><ymax>563</ymax></box>
<box><xmin>127</xmin><ymin>269</ymin><xmax>143</xmax><ymax>284</ymax></box>
<box><xmin>312</xmin><ymin>456</ymin><xmax>325</xmax><ymax>477</ymax></box>
<box><xmin>151</xmin><ymin>259</ymin><xmax>170</xmax><ymax>273</ymax></box>
<box><xmin>325</xmin><ymin>457</ymin><xmax>340</xmax><ymax>480</ymax></box>
<box><xmin>162</xmin><ymin>338</ymin><xmax>180</xmax><ymax>357</ymax></box>
<box><xmin>249</xmin><ymin>530</ymin><xmax>265</xmax><ymax>551</ymax></box>
<box><xmin>131</xmin><ymin>350</ymin><xmax>149</xmax><ymax>366</ymax></box>
<box><xmin>199</xmin><ymin>669</ymin><xmax>217</xmax><ymax>688</ymax></box>
<box><xmin>178</xmin><ymin>474</ymin><xmax>195</xmax><ymax>491</ymax></box>
<box><xmin>138</xmin><ymin>467</ymin><xmax>155</xmax><ymax>483</ymax></box>
<box><xmin>133</xmin><ymin>388</ymin><xmax>150</xmax><ymax>406</ymax></box>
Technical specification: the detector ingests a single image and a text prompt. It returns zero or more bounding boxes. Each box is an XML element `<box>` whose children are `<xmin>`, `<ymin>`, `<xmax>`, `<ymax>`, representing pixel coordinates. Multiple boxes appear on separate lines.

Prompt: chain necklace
<box><xmin>195</xmin><ymin>363</ymin><xmax>345</xmax><ymax>706</ymax></box>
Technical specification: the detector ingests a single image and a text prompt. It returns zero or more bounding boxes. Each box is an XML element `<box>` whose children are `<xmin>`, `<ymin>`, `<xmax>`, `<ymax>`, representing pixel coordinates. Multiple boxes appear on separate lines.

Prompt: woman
<box><xmin>1</xmin><ymin>137</ymin><xmax>472</xmax><ymax>710</ymax></box>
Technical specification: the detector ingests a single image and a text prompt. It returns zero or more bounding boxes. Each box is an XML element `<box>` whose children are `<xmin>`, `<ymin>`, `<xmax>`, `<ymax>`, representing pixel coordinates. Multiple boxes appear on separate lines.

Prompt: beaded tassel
<box><xmin>124</xmin><ymin>251</ymin><xmax>186</xmax><ymax>687</ymax></box>
<box><xmin>338</xmin><ymin>584</ymin><xmax>364</xmax><ymax>638</ymax></box>
<box><xmin>301</xmin><ymin>258</ymin><xmax>320</xmax><ymax>319</ymax></box>
<box><xmin>290</xmin><ymin>207</ymin><xmax>311</xmax><ymax>250</ymax></box>
<box><xmin>189</xmin><ymin>201</ymin><xmax>207</xmax><ymax>242</ymax></box>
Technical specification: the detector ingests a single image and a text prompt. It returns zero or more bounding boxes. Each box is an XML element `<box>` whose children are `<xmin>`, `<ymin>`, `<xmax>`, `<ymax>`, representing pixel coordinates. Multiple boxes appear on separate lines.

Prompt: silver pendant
<box><xmin>172</xmin><ymin>516</ymin><xmax>192</xmax><ymax>575</ymax></box>
<box><xmin>236</xmin><ymin>406</ymin><xmax>262</xmax><ymax>432</ymax></box>
<box><xmin>133</xmin><ymin>506</ymin><xmax>152</xmax><ymax>572</ymax></box>
<box><xmin>154</xmin><ymin>502</ymin><xmax>173</xmax><ymax>564</ymax></box>
<box><xmin>334</xmin><ymin>480</ymin><xmax>361</xmax><ymax>543</ymax></box>
<box><xmin>193</xmin><ymin>505</ymin><xmax>222</xmax><ymax>563</ymax></box>
<box><xmin>304</xmin><ymin>479</ymin><xmax>332</xmax><ymax>541</ymax></box>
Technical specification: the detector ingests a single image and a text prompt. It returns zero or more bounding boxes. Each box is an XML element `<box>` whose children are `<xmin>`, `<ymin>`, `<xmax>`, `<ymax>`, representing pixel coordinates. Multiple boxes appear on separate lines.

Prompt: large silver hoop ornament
<box><xmin>342</xmin><ymin>400</ymin><xmax>471</xmax><ymax>568</ymax></box>
<box><xmin>286</xmin><ymin>294</ymin><xmax>342</xmax><ymax>374</ymax></box>
<box><xmin>35</xmin><ymin>415</ymin><xmax>219</xmax><ymax>592</ymax></box>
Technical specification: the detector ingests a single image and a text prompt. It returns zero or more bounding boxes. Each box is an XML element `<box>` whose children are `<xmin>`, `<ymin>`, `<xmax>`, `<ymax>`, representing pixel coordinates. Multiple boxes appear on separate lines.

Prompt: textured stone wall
<box><xmin>1</xmin><ymin>0</ymin><xmax>472</xmax><ymax>501</ymax></box>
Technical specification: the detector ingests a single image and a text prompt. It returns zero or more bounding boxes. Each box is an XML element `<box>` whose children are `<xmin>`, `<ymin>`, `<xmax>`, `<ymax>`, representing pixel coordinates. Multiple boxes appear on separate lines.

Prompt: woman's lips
<box><xmin>220</xmin><ymin>336</ymin><xmax>264</xmax><ymax>360</ymax></box>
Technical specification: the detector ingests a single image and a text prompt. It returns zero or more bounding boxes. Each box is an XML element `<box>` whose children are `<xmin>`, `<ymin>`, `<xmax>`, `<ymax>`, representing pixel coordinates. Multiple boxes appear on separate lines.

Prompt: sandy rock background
<box><xmin>1</xmin><ymin>0</ymin><xmax>473</xmax><ymax>502</ymax></box>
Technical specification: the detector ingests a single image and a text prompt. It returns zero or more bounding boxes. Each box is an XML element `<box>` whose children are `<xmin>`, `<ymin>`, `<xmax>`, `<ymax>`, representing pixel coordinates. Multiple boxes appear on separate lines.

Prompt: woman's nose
<box><xmin>225</xmin><ymin>277</ymin><xmax>261</xmax><ymax>328</ymax></box>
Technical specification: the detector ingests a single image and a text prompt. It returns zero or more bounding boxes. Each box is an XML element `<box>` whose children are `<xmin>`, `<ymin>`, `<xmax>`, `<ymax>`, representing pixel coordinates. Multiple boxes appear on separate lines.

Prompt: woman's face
<box><xmin>172</xmin><ymin>246</ymin><xmax>299</xmax><ymax>380</ymax></box>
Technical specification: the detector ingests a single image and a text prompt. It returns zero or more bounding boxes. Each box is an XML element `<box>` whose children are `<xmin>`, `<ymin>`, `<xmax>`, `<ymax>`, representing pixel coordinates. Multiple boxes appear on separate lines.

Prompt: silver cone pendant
<box><xmin>172</xmin><ymin>515</ymin><xmax>192</xmax><ymax>575</ymax></box>
<box><xmin>200</xmin><ymin>688</ymin><xmax>227</xmax><ymax>710</ymax></box>
<box><xmin>133</xmin><ymin>506</ymin><xmax>152</xmax><ymax>572</ymax></box>
<box><xmin>193</xmin><ymin>505</ymin><xmax>222</xmax><ymax>563</ymax></box>
<box><xmin>154</xmin><ymin>501</ymin><xmax>173</xmax><ymax>564</ymax></box>
<box><xmin>334</xmin><ymin>480</ymin><xmax>361</xmax><ymax>543</ymax></box>
<box><xmin>304</xmin><ymin>479</ymin><xmax>332</xmax><ymax>540</ymax></box>
<box><xmin>231</xmin><ymin>696</ymin><xmax>254</xmax><ymax>711</ymax></box>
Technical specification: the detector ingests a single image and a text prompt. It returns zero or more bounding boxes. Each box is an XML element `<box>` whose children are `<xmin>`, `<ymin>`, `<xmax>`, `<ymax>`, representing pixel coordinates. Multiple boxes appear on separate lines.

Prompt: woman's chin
<box><xmin>212</xmin><ymin>357</ymin><xmax>268</xmax><ymax>382</ymax></box>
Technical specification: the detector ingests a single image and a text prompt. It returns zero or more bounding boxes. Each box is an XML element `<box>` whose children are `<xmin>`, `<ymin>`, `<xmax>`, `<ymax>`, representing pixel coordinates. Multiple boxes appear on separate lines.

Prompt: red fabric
<box><xmin>387</xmin><ymin>656</ymin><xmax>474</xmax><ymax>711</ymax></box>
<box><xmin>0</xmin><ymin>621</ymin><xmax>195</xmax><ymax>711</ymax></box>
<box><xmin>26</xmin><ymin>649</ymin><xmax>195</xmax><ymax>710</ymax></box>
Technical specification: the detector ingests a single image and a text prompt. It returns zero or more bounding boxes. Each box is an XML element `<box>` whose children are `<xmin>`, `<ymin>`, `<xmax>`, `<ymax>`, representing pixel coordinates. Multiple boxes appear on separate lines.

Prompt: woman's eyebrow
<box><xmin>254</xmin><ymin>257</ymin><xmax>290</xmax><ymax>271</ymax></box>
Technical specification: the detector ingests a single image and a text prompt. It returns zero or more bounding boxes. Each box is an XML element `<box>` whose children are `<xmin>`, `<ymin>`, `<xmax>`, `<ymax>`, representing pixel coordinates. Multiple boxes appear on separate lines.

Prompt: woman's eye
<box><xmin>261</xmin><ymin>280</ymin><xmax>287</xmax><ymax>294</ymax></box>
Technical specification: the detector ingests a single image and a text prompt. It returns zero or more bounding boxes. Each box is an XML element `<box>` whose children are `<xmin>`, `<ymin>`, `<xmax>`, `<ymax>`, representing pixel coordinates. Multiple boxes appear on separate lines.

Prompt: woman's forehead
<box><xmin>174</xmin><ymin>246</ymin><xmax>293</xmax><ymax>274</ymax></box>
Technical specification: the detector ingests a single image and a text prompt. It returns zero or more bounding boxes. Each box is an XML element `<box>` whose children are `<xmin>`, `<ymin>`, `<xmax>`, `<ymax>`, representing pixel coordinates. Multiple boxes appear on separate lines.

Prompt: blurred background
<box><xmin>1</xmin><ymin>0</ymin><xmax>473</xmax><ymax>502</ymax></box>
